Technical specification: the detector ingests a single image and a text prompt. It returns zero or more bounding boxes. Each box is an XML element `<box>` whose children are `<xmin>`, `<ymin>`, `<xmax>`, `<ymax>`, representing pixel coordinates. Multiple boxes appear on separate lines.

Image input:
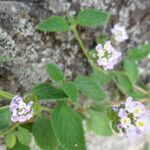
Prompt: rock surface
<box><xmin>0</xmin><ymin>0</ymin><xmax>150</xmax><ymax>150</ymax></box>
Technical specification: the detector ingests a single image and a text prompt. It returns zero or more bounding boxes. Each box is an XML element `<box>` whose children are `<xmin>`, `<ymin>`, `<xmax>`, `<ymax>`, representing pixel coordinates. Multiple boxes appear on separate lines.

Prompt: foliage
<box><xmin>0</xmin><ymin>8</ymin><xmax>150</xmax><ymax>150</ymax></box>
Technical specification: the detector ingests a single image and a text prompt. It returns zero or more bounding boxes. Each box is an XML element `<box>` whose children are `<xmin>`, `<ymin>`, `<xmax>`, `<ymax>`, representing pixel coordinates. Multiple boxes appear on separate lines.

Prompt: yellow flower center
<box><xmin>123</xmin><ymin>119</ymin><xmax>128</xmax><ymax>123</ymax></box>
<box><xmin>138</xmin><ymin>121</ymin><xmax>144</xmax><ymax>127</ymax></box>
<box><xmin>133</xmin><ymin>108</ymin><xmax>141</xmax><ymax>114</ymax></box>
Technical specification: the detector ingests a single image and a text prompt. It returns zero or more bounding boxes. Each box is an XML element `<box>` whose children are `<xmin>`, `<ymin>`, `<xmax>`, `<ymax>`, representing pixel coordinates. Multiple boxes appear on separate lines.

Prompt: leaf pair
<box><xmin>36</xmin><ymin>8</ymin><xmax>110</xmax><ymax>32</ymax></box>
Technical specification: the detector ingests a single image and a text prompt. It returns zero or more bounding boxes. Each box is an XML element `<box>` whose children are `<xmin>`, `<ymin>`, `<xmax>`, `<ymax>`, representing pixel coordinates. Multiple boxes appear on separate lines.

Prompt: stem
<box><xmin>71</xmin><ymin>25</ymin><xmax>98</xmax><ymax>69</ymax></box>
<box><xmin>133</xmin><ymin>85</ymin><xmax>148</xmax><ymax>95</ymax></box>
<box><xmin>0</xmin><ymin>90</ymin><xmax>15</xmax><ymax>100</ymax></box>
<box><xmin>40</xmin><ymin>106</ymin><xmax>52</xmax><ymax>113</ymax></box>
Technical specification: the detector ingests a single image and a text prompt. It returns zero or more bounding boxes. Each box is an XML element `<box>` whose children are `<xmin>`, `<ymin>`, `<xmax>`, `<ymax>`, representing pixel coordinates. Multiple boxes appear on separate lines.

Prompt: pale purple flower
<box><xmin>111</xmin><ymin>24</ymin><xmax>128</xmax><ymax>43</ymax></box>
<box><xmin>118</xmin><ymin>108</ymin><xmax>127</xmax><ymax>118</ymax></box>
<box><xmin>126</xmin><ymin>125</ymin><xmax>140</xmax><ymax>141</ymax></box>
<box><xmin>125</xmin><ymin>97</ymin><xmax>135</xmax><ymax>113</ymax></box>
<box><xmin>10</xmin><ymin>95</ymin><xmax>33</xmax><ymax>123</ymax></box>
<box><xmin>113</xmin><ymin>105</ymin><xmax>119</xmax><ymax>112</ymax></box>
<box><xmin>96</xmin><ymin>41</ymin><xmax>121</xmax><ymax>70</ymax></box>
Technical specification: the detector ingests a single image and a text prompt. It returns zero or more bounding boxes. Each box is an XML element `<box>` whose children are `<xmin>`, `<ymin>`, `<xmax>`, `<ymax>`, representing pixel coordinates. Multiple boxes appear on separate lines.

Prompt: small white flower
<box><xmin>111</xmin><ymin>24</ymin><xmax>128</xmax><ymax>43</ymax></box>
<box><xmin>120</xmin><ymin>116</ymin><xmax>131</xmax><ymax>128</ymax></box>
<box><xmin>136</xmin><ymin>119</ymin><xmax>145</xmax><ymax>131</ymax></box>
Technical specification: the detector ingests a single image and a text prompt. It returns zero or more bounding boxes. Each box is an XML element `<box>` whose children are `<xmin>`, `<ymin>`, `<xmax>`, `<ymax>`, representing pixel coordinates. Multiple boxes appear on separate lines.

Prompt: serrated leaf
<box><xmin>33</xmin><ymin>117</ymin><xmax>58</xmax><ymax>150</ymax></box>
<box><xmin>63</xmin><ymin>82</ymin><xmax>79</xmax><ymax>102</ymax></box>
<box><xmin>127</xmin><ymin>44</ymin><xmax>150</xmax><ymax>60</ymax></box>
<box><xmin>46</xmin><ymin>64</ymin><xmax>66</xmax><ymax>82</ymax></box>
<box><xmin>36</xmin><ymin>16</ymin><xmax>69</xmax><ymax>32</ymax></box>
<box><xmin>114</xmin><ymin>72</ymin><xmax>133</xmax><ymax>96</ymax></box>
<box><xmin>0</xmin><ymin>106</ymin><xmax>12</xmax><ymax>133</ymax></box>
<box><xmin>75</xmin><ymin>76</ymin><xmax>107</xmax><ymax>101</ymax></box>
<box><xmin>5</xmin><ymin>132</ymin><xmax>16</xmax><ymax>148</ymax></box>
<box><xmin>77</xmin><ymin>8</ymin><xmax>110</xmax><ymax>27</ymax></box>
<box><xmin>51</xmin><ymin>102</ymin><xmax>86</xmax><ymax>150</ymax></box>
<box><xmin>124</xmin><ymin>59</ymin><xmax>139</xmax><ymax>84</ymax></box>
<box><xmin>87</xmin><ymin>110</ymin><xmax>112</xmax><ymax>136</ymax></box>
<box><xmin>17</xmin><ymin>126</ymin><xmax>31</xmax><ymax>146</ymax></box>
<box><xmin>7</xmin><ymin>141</ymin><xmax>30</xmax><ymax>150</ymax></box>
<box><xmin>28</xmin><ymin>83</ymin><xmax>67</xmax><ymax>100</ymax></box>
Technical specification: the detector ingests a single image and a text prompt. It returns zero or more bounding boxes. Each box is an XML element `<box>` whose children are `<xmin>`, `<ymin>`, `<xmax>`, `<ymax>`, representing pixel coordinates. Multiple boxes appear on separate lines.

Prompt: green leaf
<box><xmin>123</xmin><ymin>59</ymin><xmax>139</xmax><ymax>84</ymax></box>
<box><xmin>87</xmin><ymin>110</ymin><xmax>112</xmax><ymax>136</ymax></box>
<box><xmin>0</xmin><ymin>56</ymin><xmax>14</xmax><ymax>63</ymax></box>
<box><xmin>7</xmin><ymin>141</ymin><xmax>30</xmax><ymax>150</ymax></box>
<box><xmin>77</xmin><ymin>8</ymin><xmax>110</xmax><ymax>27</ymax></box>
<box><xmin>36</xmin><ymin>16</ymin><xmax>69</xmax><ymax>32</ymax></box>
<box><xmin>51</xmin><ymin>102</ymin><xmax>86</xmax><ymax>150</ymax></box>
<box><xmin>114</xmin><ymin>72</ymin><xmax>133</xmax><ymax>96</ymax></box>
<box><xmin>0</xmin><ymin>106</ymin><xmax>12</xmax><ymax>133</ymax></box>
<box><xmin>96</xmin><ymin>35</ymin><xmax>107</xmax><ymax>44</ymax></box>
<box><xmin>90</xmin><ymin>68</ymin><xmax>110</xmax><ymax>87</ymax></box>
<box><xmin>75</xmin><ymin>76</ymin><xmax>107</xmax><ymax>101</ymax></box>
<box><xmin>28</xmin><ymin>83</ymin><xmax>67</xmax><ymax>100</ymax></box>
<box><xmin>17</xmin><ymin>126</ymin><xmax>31</xmax><ymax>146</ymax></box>
<box><xmin>46</xmin><ymin>64</ymin><xmax>66</xmax><ymax>82</ymax></box>
<box><xmin>33</xmin><ymin>117</ymin><xmax>58</xmax><ymax>150</ymax></box>
<box><xmin>63</xmin><ymin>82</ymin><xmax>79</xmax><ymax>102</ymax></box>
<box><xmin>107</xmin><ymin>107</ymin><xmax>116</xmax><ymax>120</ymax></box>
<box><xmin>5</xmin><ymin>132</ymin><xmax>16</xmax><ymax>148</ymax></box>
<box><xmin>127</xmin><ymin>44</ymin><xmax>150</xmax><ymax>60</ymax></box>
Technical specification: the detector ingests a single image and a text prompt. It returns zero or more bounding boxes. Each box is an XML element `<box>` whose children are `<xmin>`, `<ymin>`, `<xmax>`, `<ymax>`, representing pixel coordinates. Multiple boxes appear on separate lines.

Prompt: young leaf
<box><xmin>75</xmin><ymin>76</ymin><xmax>107</xmax><ymax>101</ymax></box>
<box><xmin>5</xmin><ymin>132</ymin><xmax>16</xmax><ymax>148</ymax></box>
<box><xmin>36</xmin><ymin>16</ymin><xmax>70</xmax><ymax>32</ymax></box>
<box><xmin>17</xmin><ymin>126</ymin><xmax>31</xmax><ymax>146</ymax></box>
<box><xmin>46</xmin><ymin>64</ymin><xmax>66</xmax><ymax>82</ymax></box>
<box><xmin>96</xmin><ymin>35</ymin><xmax>107</xmax><ymax>44</ymax></box>
<box><xmin>127</xmin><ymin>44</ymin><xmax>150</xmax><ymax>60</ymax></box>
<box><xmin>123</xmin><ymin>59</ymin><xmax>139</xmax><ymax>84</ymax></box>
<box><xmin>33</xmin><ymin>117</ymin><xmax>58</xmax><ymax>150</ymax></box>
<box><xmin>51</xmin><ymin>102</ymin><xmax>86</xmax><ymax>150</ymax></box>
<box><xmin>87</xmin><ymin>110</ymin><xmax>112</xmax><ymax>136</ymax></box>
<box><xmin>114</xmin><ymin>72</ymin><xmax>133</xmax><ymax>96</ymax></box>
<box><xmin>63</xmin><ymin>82</ymin><xmax>79</xmax><ymax>102</ymax></box>
<box><xmin>28</xmin><ymin>83</ymin><xmax>67</xmax><ymax>100</ymax></box>
<box><xmin>77</xmin><ymin>8</ymin><xmax>110</xmax><ymax>27</ymax></box>
<box><xmin>7</xmin><ymin>141</ymin><xmax>30</xmax><ymax>150</ymax></box>
<box><xmin>0</xmin><ymin>106</ymin><xmax>12</xmax><ymax>133</ymax></box>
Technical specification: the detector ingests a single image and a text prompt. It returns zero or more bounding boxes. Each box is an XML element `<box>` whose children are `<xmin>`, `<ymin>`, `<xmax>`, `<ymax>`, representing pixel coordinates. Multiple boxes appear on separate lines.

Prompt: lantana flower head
<box><xmin>111</xmin><ymin>24</ymin><xmax>128</xmax><ymax>43</ymax></box>
<box><xmin>96</xmin><ymin>41</ymin><xmax>121</xmax><ymax>70</ymax></box>
<box><xmin>110</xmin><ymin>97</ymin><xmax>150</xmax><ymax>141</ymax></box>
<box><xmin>10</xmin><ymin>95</ymin><xmax>34</xmax><ymax>123</ymax></box>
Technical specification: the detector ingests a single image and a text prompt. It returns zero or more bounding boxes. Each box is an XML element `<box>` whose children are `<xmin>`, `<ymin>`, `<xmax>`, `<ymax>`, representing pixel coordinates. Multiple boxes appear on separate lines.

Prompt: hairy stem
<box><xmin>71</xmin><ymin>25</ymin><xmax>98</xmax><ymax>70</ymax></box>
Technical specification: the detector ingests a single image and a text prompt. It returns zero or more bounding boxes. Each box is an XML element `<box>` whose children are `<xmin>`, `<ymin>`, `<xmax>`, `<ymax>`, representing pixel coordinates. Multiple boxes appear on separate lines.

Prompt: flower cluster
<box><xmin>10</xmin><ymin>95</ymin><xmax>34</xmax><ymax>123</ymax></box>
<box><xmin>95</xmin><ymin>24</ymin><xmax>128</xmax><ymax>70</ymax></box>
<box><xmin>96</xmin><ymin>41</ymin><xmax>121</xmax><ymax>70</ymax></box>
<box><xmin>112</xmin><ymin>97</ymin><xmax>150</xmax><ymax>140</ymax></box>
